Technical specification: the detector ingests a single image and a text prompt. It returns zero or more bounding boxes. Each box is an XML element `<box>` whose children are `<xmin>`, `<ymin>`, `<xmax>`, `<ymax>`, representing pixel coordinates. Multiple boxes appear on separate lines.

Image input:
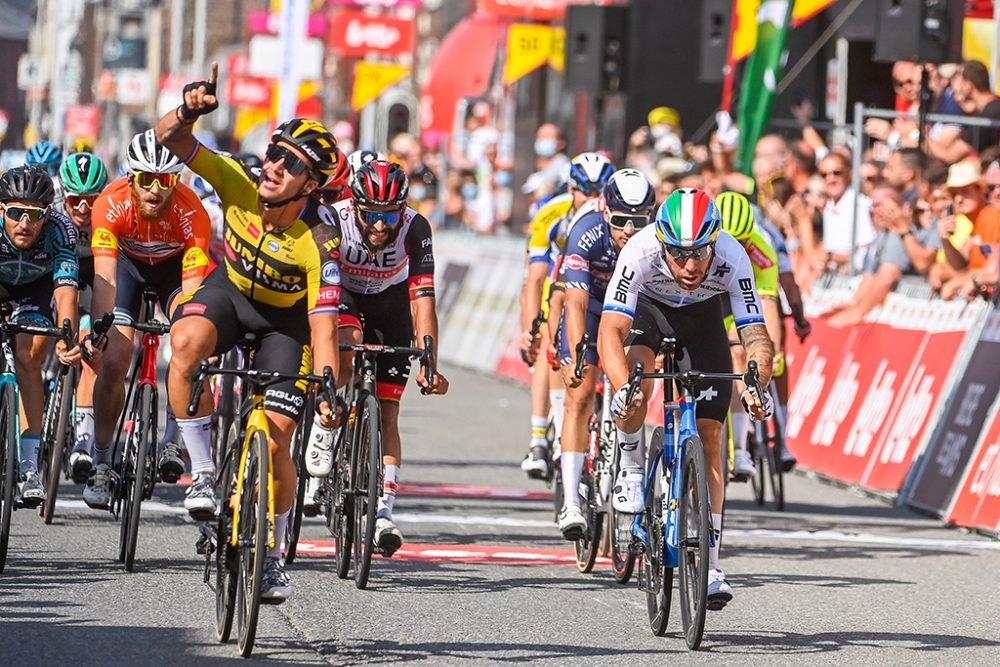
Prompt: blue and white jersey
<box><xmin>0</xmin><ymin>209</ymin><xmax>79</xmax><ymax>288</ymax></box>
<box><xmin>602</xmin><ymin>225</ymin><xmax>764</xmax><ymax>329</ymax></box>
<box><xmin>560</xmin><ymin>209</ymin><xmax>618</xmax><ymax>307</ymax></box>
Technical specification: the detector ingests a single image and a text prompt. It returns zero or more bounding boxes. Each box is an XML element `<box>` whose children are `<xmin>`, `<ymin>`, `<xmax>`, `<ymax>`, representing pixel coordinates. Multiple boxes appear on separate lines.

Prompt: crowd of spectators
<box><xmin>370</xmin><ymin>59</ymin><xmax>998</xmax><ymax>318</ymax></box>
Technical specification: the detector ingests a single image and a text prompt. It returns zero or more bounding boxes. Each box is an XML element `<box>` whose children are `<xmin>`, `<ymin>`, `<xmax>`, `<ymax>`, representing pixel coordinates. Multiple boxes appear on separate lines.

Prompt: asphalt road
<box><xmin>2</xmin><ymin>364</ymin><xmax>999</xmax><ymax>666</ymax></box>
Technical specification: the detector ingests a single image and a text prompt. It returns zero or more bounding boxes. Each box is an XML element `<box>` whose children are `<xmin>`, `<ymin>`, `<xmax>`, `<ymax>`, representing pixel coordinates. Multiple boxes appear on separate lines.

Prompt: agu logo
<box><xmin>321</xmin><ymin>261</ymin><xmax>341</xmax><ymax>285</ymax></box>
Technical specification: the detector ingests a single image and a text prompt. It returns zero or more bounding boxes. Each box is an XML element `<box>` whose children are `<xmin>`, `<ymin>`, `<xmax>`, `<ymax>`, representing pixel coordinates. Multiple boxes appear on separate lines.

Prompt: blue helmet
<box><xmin>568</xmin><ymin>152</ymin><xmax>615</xmax><ymax>196</ymax></box>
<box><xmin>26</xmin><ymin>141</ymin><xmax>63</xmax><ymax>175</ymax></box>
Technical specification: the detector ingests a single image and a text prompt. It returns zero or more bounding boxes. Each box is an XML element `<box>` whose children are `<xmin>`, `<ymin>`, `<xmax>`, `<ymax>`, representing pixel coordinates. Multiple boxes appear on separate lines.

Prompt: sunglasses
<box><xmin>608</xmin><ymin>213</ymin><xmax>650</xmax><ymax>230</ymax></box>
<box><xmin>356</xmin><ymin>208</ymin><xmax>402</xmax><ymax>227</ymax></box>
<box><xmin>66</xmin><ymin>193</ymin><xmax>98</xmax><ymax>212</ymax></box>
<box><xmin>3</xmin><ymin>204</ymin><xmax>48</xmax><ymax>223</ymax></box>
<box><xmin>133</xmin><ymin>171</ymin><xmax>179</xmax><ymax>191</ymax></box>
<box><xmin>893</xmin><ymin>79</ymin><xmax>918</xmax><ymax>89</ymax></box>
<box><xmin>664</xmin><ymin>243</ymin><xmax>714</xmax><ymax>262</ymax></box>
<box><xmin>820</xmin><ymin>170</ymin><xmax>844</xmax><ymax>178</ymax></box>
<box><xmin>265</xmin><ymin>143</ymin><xmax>314</xmax><ymax>179</ymax></box>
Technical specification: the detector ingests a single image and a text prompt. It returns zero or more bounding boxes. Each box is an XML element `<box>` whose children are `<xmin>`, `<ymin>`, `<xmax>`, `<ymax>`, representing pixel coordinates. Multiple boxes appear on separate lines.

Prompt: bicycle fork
<box><xmin>230</xmin><ymin>395</ymin><xmax>277</xmax><ymax>550</ymax></box>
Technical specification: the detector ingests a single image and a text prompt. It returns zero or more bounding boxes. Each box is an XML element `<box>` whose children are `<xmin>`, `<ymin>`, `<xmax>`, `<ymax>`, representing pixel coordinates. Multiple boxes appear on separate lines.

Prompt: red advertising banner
<box><xmin>947</xmin><ymin>411</ymin><xmax>1000</xmax><ymax>535</ymax></box>
<box><xmin>329</xmin><ymin>10</ymin><xmax>415</xmax><ymax>57</ymax></box>
<box><xmin>785</xmin><ymin>303</ymin><xmax>972</xmax><ymax>493</ymax></box>
<box><xmin>228</xmin><ymin>75</ymin><xmax>273</xmax><ymax>110</ymax></box>
<box><xmin>64</xmin><ymin>104</ymin><xmax>101</xmax><ymax>140</ymax></box>
<box><xmin>478</xmin><ymin>0</ymin><xmax>568</xmax><ymax>20</ymax></box>
<box><xmin>247</xmin><ymin>10</ymin><xmax>328</xmax><ymax>38</ymax></box>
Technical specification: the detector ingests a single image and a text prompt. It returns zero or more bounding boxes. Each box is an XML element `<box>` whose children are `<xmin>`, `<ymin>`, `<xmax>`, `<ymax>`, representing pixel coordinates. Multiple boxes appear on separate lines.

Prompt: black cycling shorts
<box><xmin>3</xmin><ymin>277</ymin><xmax>55</xmax><ymax>326</ymax></box>
<box><xmin>338</xmin><ymin>283</ymin><xmax>414</xmax><ymax>402</ymax></box>
<box><xmin>174</xmin><ymin>270</ymin><xmax>312</xmax><ymax>421</ymax></box>
<box><xmin>113</xmin><ymin>252</ymin><xmax>183</xmax><ymax>325</ymax></box>
<box><xmin>624</xmin><ymin>293</ymin><xmax>732</xmax><ymax>423</ymax></box>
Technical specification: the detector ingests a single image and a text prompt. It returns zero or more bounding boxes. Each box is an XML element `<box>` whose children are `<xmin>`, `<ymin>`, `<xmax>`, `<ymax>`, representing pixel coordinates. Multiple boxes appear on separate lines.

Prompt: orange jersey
<box><xmin>91</xmin><ymin>177</ymin><xmax>211</xmax><ymax>280</ymax></box>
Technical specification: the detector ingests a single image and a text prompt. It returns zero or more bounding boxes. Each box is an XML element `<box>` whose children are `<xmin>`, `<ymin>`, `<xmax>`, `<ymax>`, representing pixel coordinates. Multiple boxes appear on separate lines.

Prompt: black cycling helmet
<box><xmin>0</xmin><ymin>165</ymin><xmax>56</xmax><ymax>205</ymax></box>
<box><xmin>350</xmin><ymin>159</ymin><xmax>409</xmax><ymax>208</ymax></box>
<box><xmin>270</xmin><ymin>118</ymin><xmax>339</xmax><ymax>182</ymax></box>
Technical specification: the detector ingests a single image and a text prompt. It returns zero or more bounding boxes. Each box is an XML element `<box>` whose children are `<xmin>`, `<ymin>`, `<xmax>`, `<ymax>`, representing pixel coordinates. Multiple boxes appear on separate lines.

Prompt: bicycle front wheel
<box><xmin>644</xmin><ymin>426</ymin><xmax>671</xmax><ymax>636</ymax></box>
<box><xmin>331</xmin><ymin>420</ymin><xmax>353</xmax><ymax>579</ymax></box>
<box><xmin>41</xmin><ymin>367</ymin><xmax>74</xmax><ymax>524</ymax></box>
<box><xmin>236</xmin><ymin>428</ymin><xmax>270</xmax><ymax>657</ymax></box>
<box><xmin>353</xmin><ymin>393</ymin><xmax>381</xmax><ymax>590</ymax></box>
<box><xmin>215</xmin><ymin>423</ymin><xmax>240</xmax><ymax>643</ymax></box>
<box><xmin>677</xmin><ymin>436</ymin><xmax>710</xmax><ymax>650</ymax></box>
<box><xmin>609</xmin><ymin>438</ymin><xmax>635</xmax><ymax>584</ymax></box>
<box><xmin>120</xmin><ymin>385</ymin><xmax>156</xmax><ymax>572</ymax></box>
<box><xmin>285</xmin><ymin>393</ymin><xmax>313</xmax><ymax>564</ymax></box>
<box><xmin>574</xmin><ymin>459</ymin><xmax>602</xmax><ymax>573</ymax></box>
<box><xmin>0</xmin><ymin>383</ymin><xmax>18</xmax><ymax>574</ymax></box>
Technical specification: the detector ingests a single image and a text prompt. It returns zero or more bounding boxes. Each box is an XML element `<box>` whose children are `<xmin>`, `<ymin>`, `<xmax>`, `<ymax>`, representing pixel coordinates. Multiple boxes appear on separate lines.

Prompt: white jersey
<box><xmin>330</xmin><ymin>199</ymin><xmax>436</xmax><ymax>297</ymax></box>
<box><xmin>602</xmin><ymin>225</ymin><xmax>766</xmax><ymax>329</ymax></box>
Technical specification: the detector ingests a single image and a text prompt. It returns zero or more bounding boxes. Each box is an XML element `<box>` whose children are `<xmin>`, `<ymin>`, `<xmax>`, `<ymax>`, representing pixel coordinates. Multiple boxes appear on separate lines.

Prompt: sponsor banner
<box><xmin>248</xmin><ymin>9</ymin><xmax>328</xmax><ymax>38</ymax></box>
<box><xmin>478</xmin><ymin>0</ymin><xmax>568</xmax><ymax>20</ymax></box>
<box><xmin>63</xmin><ymin>105</ymin><xmax>101</xmax><ymax>141</ymax></box>
<box><xmin>329</xmin><ymin>10</ymin><xmax>415</xmax><ymax>57</ymax></box>
<box><xmin>908</xmin><ymin>305</ymin><xmax>1000</xmax><ymax>514</ymax></box>
<box><xmin>947</xmin><ymin>407</ymin><xmax>1000</xmax><ymax>536</ymax></box>
<box><xmin>228</xmin><ymin>75</ymin><xmax>274</xmax><ymax>110</ymax></box>
<box><xmin>328</xmin><ymin>0</ymin><xmax>422</xmax><ymax>7</ymax></box>
<box><xmin>248</xmin><ymin>35</ymin><xmax>324</xmax><ymax>80</ymax></box>
<box><xmin>785</xmin><ymin>294</ymin><xmax>987</xmax><ymax>494</ymax></box>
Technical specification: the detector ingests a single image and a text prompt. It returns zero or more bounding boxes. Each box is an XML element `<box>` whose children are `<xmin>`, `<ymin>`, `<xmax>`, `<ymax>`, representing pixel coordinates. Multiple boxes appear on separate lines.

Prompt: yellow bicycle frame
<box><xmin>229</xmin><ymin>392</ymin><xmax>276</xmax><ymax>550</ymax></box>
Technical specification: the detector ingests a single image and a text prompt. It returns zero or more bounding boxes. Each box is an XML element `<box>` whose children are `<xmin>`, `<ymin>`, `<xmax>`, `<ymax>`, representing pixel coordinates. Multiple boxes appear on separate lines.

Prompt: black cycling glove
<box><xmin>179</xmin><ymin>79</ymin><xmax>219</xmax><ymax>121</ymax></box>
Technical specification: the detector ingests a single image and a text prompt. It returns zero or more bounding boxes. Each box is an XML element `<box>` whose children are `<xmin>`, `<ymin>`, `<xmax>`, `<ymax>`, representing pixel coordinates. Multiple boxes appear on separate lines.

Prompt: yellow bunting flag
<box><xmin>352</xmin><ymin>61</ymin><xmax>411</xmax><ymax>111</ymax></box>
<box><xmin>504</xmin><ymin>23</ymin><xmax>555</xmax><ymax>85</ymax></box>
<box><xmin>548</xmin><ymin>27</ymin><xmax>566</xmax><ymax>73</ymax></box>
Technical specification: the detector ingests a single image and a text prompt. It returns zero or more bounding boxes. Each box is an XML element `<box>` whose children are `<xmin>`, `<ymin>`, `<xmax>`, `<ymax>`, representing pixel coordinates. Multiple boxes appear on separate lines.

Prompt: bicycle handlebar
<box><xmin>187</xmin><ymin>361</ymin><xmax>338</xmax><ymax>417</ymax></box>
<box><xmin>637</xmin><ymin>360</ymin><xmax>763</xmax><ymax>393</ymax></box>
<box><xmin>338</xmin><ymin>336</ymin><xmax>438</xmax><ymax>395</ymax></box>
<box><xmin>623</xmin><ymin>362</ymin><xmax>645</xmax><ymax>406</ymax></box>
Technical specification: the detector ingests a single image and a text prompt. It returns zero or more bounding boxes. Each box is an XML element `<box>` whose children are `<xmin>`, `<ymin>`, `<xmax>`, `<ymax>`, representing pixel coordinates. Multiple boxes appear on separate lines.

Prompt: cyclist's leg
<box><xmin>152</xmin><ymin>259</ymin><xmax>187</xmax><ymax>479</ymax></box>
<box><xmin>547</xmin><ymin>286</ymin><xmax>566</xmax><ymax>460</ymax></box>
<box><xmin>727</xmin><ymin>316</ymin><xmax>754</xmax><ymax>479</ymax></box>
<box><xmin>521</xmin><ymin>324</ymin><xmax>552</xmax><ymax>476</ymax></box>
<box><xmin>72</xmin><ymin>281</ymin><xmax>97</xmax><ymax>479</ymax></box>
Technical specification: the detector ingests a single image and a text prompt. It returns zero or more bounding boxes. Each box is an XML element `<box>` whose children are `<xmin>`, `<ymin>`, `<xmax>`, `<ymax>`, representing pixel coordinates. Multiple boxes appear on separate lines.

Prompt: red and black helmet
<box><xmin>350</xmin><ymin>159</ymin><xmax>409</xmax><ymax>208</ymax></box>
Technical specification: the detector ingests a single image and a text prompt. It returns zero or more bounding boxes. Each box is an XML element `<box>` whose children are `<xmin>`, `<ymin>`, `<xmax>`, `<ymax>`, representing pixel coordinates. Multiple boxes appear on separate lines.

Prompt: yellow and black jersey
<box><xmin>186</xmin><ymin>145</ymin><xmax>342</xmax><ymax>314</ymax></box>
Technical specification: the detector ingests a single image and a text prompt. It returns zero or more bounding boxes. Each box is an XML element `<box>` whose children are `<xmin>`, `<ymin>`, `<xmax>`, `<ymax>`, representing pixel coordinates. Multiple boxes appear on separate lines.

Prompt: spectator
<box><xmin>828</xmin><ymin>185</ymin><xmax>915</xmax><ymax>327</ymax></box>
<box><xmin>819</xmin><ymin>152</ymin><xmax>875</xmax><ymax>272</ymax></box>
<box><xmin>883</xmin><ymin>148</ymin><xmax>923</xmax><ymax>206</ymax></box>
<box><xmin>865</xmin><ymin>61</ymin><xmax>922</xmax><ymax>148</ymax></box>
<box><xmin>647</xmin><ymin>106</ymin><xmax>684</xmax><ymax>157</ymax></box>
<box><xmin>931</xmin><ymin>160</ymin><xmax>1000</xmax><ymax>299</ymax></box>
<box><xmin>985</xmin><ymin>158</ymin><xmax>1000</xmax><ymax>206</ymax></box>
<box><xmin>391</xmin><ymin>133</ymin><xmax>439</xmax><ymax>225</ymax></box>
<box><xmin>928</xmin><ymin>60</ymin><xmax>1000</xmax><ymax>163</ymax></box>
<box><xmin>859</xmin><ymin>159</ymin><xmax>883</xmax><ymax>197</ymax></box>
<box><xmin>523</xmin><ymin>122</ymin><xmax>569</xmax><ymax>201</ymax></box>
<box><xmin>786</xmin><ymin>140</ymin><xmax>817</xmax><ymax>194</ymax></box>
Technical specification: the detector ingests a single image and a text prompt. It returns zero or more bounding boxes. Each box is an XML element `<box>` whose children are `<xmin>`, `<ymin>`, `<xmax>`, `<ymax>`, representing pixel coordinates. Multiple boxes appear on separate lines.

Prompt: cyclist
<box><xmin>0</xmin><ymin>166</ymin><xmax>81</xmax><ymax>506</ymax></box>
<box><xmin>26</xmin><ymin>140</ymin><xmax>65</xmax><ymax>207</ymax></box>
<box><xmin>715</xmin><ymin>192</ymin><xmax>785</xmax><ymax>480</ymax></box>
<box><xmin>304</xmin><ymin>159</ymin><xmax>448</xmax><ymax>555</ymax></box>
<box><xmin>58</xmin><ymin>151</ymin><xmax>110</xmax><ymax>482</ymax></box>
<box><xmin>556</xmin><ymin>168</ymin><xmax>654</xmax><ymax>540</ymax></box>
<box><xmin>519</xmin><ymin>152</ymin><xmax>614</xmax><ymax>479</ymax></box>
<box><xmin>156</xmin><ymin>64</ymin><xmax>343</xmax><ymax>602</ymax></box>
<box><xmin>599</xmin><ymin>187</ymin><xmax>774</xmax><ymax>608</ymax></box>
<box><xmin>81</xmin><ymin>131</ymin><xmax>213</xmax><ymax>510</ymax></box>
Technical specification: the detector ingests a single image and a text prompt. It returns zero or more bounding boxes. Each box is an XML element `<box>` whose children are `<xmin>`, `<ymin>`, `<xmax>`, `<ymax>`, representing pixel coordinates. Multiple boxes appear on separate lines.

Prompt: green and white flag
<box><xmin>736</xmin><ymin>0</ymin><xmax>794</xmax><ymax>175</ymax></box>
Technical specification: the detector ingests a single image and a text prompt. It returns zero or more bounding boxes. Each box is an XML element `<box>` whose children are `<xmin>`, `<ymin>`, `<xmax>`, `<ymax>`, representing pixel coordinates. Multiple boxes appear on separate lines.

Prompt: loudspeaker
<box><xmin>873</xmin><ymin>0</ymin><xmax>963</xmax><ymax>64</ymax></box>
<box><xmin>699</xmin><ymin>0</ymin><xmax>731</xmax><ymax>83</ymax></box>
<box><xmin>565</xmin><ymin>4</ymin><xmax>630</xmax><ymax>94</ymax></box>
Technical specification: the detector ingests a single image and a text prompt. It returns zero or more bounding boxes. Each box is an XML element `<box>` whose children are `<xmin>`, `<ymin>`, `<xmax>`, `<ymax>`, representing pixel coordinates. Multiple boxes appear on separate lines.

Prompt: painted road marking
<box><xmin>295</xmin><ymin>540</ymin><xmax>611</xmax><ymax>566</ymax></box>
<box><xmin>174</xmin><ymin>478</ymin><xmax>551</xmax><ymax>501</ymax></box>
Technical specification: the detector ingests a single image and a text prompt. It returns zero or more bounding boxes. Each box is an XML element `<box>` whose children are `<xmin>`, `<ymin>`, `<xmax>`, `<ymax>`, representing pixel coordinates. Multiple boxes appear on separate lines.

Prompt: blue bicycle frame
<box><xmin>0</xmin><ymin>339</ymin><xmax>22</xmax><ymax>479</ymax></box>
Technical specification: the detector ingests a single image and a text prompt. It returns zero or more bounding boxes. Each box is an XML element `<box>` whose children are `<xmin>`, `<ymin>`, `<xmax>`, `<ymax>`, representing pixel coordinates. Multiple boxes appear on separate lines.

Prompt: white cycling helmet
<box><xmin>568</xmin><ymin>152</ymin><xmax>615</xmax><ymax>195</ymax></box>
<box><xmin>125</xmin><ymin>129</ymin><xmax>183</xmax><ymax>174</ymax></box>
<box><xmin>347</xmin><ymin>149</ymin><xmax>386</xmax><ymax>177</ymax></box>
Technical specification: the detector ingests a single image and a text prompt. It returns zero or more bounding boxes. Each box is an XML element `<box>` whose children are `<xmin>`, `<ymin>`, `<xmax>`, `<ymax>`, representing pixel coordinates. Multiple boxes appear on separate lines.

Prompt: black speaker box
<box><xmin>565</xmin><ymin>4</ymin><xmax>630</xmax><ymax>94</ymax></box>
<box><xmin>873</xmin><ymin>0</ymin><xmax>964</xmax><ymax>64</ymax></box>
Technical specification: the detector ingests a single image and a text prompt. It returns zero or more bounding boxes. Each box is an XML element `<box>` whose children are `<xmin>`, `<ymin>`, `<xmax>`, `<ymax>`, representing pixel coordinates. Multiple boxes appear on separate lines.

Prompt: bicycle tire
<box><xmin>644</xmin><ymin>426</ymin><xmax>671</xmax><ymax>635</ymax></box>
<box><xmin>41</xmin><ymin>367</ymin><xmax>73</xmax><ymax>523</ymax></box>
<box><xmin>332</xmin><ymin>419</ymin><xmax>353</xmax><ymax>579</ymax></box>
<box><xmin>353</xmin><ymin>393</ymin><xmax>381</xmax><ymax>590</ymax></box>
<box><xmin>236</xmin><ymin>428</ymin><xmax>269</xmax><ymax>657</ymax></box>
<box><xmin>215</xmin><ymin>423</ymin><xmax>239</xmax><ymax>643</ymax></box>
<box><xmin>609</xmin><ymin>435</ymin><xmax>636</xmax><ymax>584</ymax></box>
<box><xmin>122</xmin><ymin>384</ymin><xmax>156</xmax><ymax>572</ymax></box>
<box><xmin>285</xmin><ymin>394</ymin><xmax>313</xmax><ymax>564</ymax></box>
<box><xmin>574</xmin><ymin>461</ymin><xmax>601</xmax><ymax>573</ymax></box>
<box><xmin>0</xmin><ymin>383</ymin><xmax>17</xmax><ymax>574</ymax></box>
<box><xmin>213</xmin><ymin>357</ymin><xmax>237</xmax><ymax>472</ymax></box>
<box><xmin>748</xmin><ymin>430</ymin><xmax>766</xmax><ymax>506</ymax></box>
<box><xmin>677</xmin><ymin>436</ymin><xmax>710</xmax><ymax>651</ymax></box>
<box><xmin>769</xmin><ymin>396</ymin><xmax>786</xmax><ymax>511</ymax></box>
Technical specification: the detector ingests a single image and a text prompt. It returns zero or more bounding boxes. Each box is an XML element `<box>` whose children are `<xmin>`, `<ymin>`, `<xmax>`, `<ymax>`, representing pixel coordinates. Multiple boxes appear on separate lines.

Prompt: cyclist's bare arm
<box><xmin>53</xmin><ymin>285</ymin><xmax>81</xmax><ymax>363</ymax></box>
<box><xmin>563</xmin><ymin>286</ymin><xmax>588</xmax><ymax>383</ymax></box>
<box><xmin>520</xmin><ymin>262</ymin><xmax>548</xmax><ymax>350</ymax></box>
<box><xmin>738</xmin><ymin>323</ymin><xmax>774</xmax><ymax>388</ymax></box>
<box><xmin>598</xmin><ymin>311</ymin><xmax>632</xmax><ymax>392</ymax></box>
<box><xmin>412</xmin><ymin>295</ymin><xmax>448</xmax><ymax>394</ymax></box>
<box><xmin>309</xmin><ymin>311</ymin><xmax>340</xmax><ymax>410</ymax></box>
<box><xmin>155</xmin><ymin>63</ymin><xmax>218</xmax><ymax>157</ymax></box>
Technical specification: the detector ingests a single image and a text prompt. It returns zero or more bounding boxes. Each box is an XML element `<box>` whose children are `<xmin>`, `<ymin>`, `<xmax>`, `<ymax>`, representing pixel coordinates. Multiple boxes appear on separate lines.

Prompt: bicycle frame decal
<box><xmin>231</xmin><ymin>394</ymin><xmax>274</xmax><ymax>549</ymax></box>
<box><xmin>139</xmin><ymin>331</ymin><xmax>160</xmax><ymax>389</ymax></box>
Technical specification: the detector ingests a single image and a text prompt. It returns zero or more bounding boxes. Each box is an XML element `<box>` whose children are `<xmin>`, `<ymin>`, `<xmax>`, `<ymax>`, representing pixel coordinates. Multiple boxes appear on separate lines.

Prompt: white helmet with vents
<box><xmin>125</xmin><ymin>129</ymin><xmax>183</xmax><ymax>174</ymax></box>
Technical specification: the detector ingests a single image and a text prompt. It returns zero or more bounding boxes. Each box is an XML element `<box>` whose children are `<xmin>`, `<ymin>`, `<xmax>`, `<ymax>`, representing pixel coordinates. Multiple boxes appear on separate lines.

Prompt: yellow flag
<box><xmin>504</xmin><ymin>23</ymin><xmax>554</xmax><ymax>85</ymax></box>
<box><xmin>548</xmin><ymin>27</ymin><xmax>566</xmax><ymax>73</ymax></box>
<box><xmin>352</xmin><ymin>62</ymin><xmax>411</xmax><ymax>111</ymax></box>
<box><xmin>732</xmin><ymin>0</ymin><xmax>837</xmax><ymax>62</ymax></box>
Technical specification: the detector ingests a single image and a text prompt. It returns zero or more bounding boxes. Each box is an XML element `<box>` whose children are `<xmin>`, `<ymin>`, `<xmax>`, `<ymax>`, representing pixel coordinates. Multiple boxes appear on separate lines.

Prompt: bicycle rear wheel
<box><xmin>121</xmin><ymin>385</ymin><xmax>156</xmax><ymax>572</ymax></box>
<box><xmin>574</xmin><ymin>459</ymin><xmax>601</xmax><ymax>573</ymax></box>
<box><xmin>353</xmin><ymin>393</ymin><xmax>382</xmax><ymax>590</ymax></box>
<box><xmin>332</xmin><ymin>421</ymin><xmax>353</xmax><ymax>579</ymax></box>
<box><xmin>213</xmin><ymin>352</ymin><xmax>238</xmax><ymax>472</ymax></box>
<box><xmin>748</xmin><ymin>430</ymin><xmax>766</xmax><ymax>506</ymax></box>
<box><xmin>40</xmin><ymin>368</ymin><xmax>73</xmax><ymax>523</ymax></box>
<box><xmin>0</xmin><ymin>383</ymin><xmax>17</xmax><ymax>574</ymax></box>
<box><xmin>236</xmin><ymin>429</ymin><xmax>269</xmax><ymax>657</ymax></box>
<box><xmin>678</xmin><ymin>436</ymin><xmax>710</xmax><ymax>650</ymax></box>
<box><xmin>215</xmin><ymin>424</ymin><xmax>239</xmax><ymax>643</ymax></box>
<box><xmin>768</xmin><ymin>405</ymin><xmax>786</xmax><ymax>511</ymax></box>
<box><xmin>284</xmin><ymin>394</ymin><xmax>313</xmax><ymax>564</ymax></box>
<box><xmin>644</xmin><ymin>427</ymin><xmax>672</xmax><ymax>636</ymax></box>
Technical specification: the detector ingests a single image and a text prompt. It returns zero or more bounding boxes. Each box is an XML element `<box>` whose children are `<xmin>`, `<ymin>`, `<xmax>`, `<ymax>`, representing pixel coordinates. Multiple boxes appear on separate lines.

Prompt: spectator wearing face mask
<box><xmin>647</xmin><ymin>106</ymin><xmax>684</xmax><ymax>157</ymax></box>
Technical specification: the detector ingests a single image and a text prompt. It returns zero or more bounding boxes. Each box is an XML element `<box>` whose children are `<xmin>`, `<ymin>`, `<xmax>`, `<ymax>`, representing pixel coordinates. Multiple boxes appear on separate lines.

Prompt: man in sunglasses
<box><xmin>0</xmin><ymin>165</ymin><xmax>82</xmax><ymax>506</ymax></box>
<box><xmin>156</xmin><ymin>64</ymin><xmax>344</xmax><ymax>602</ymax></box>
<box><xmin>83</xmin><ymin>130</ymin><xmax>212</xmax><ymax>510</ymax></box>
<box><xmin>303</xmin><ymin>158</ymin><xmax>448</xmax><ymax>556</ymax></box>
<box><xmin>599</xmin><ymin>187</ymin><xmax>775</xmax><ymax>610</ymax></box>
<box><xmin>553</xmin><ymin>168</ymin><xmax>653</xmax><ymax>540</ymax></box>
<box><xmin>58</xmin><ymin>151</ymin><xmax>109</xmax><ymax>482</ymax></box>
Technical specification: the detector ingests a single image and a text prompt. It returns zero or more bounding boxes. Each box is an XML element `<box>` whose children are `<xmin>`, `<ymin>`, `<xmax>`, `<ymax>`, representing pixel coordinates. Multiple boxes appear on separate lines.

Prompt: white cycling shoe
<box><xmin>305</xmin><ymin>424</ymin><xmax>335</xmax><ymax>477</ymax></box>
<box><xmin>707</xmin><ymin>568</ymin><xmax>734</xmax><ymax>610</ymax></box>
<box><xmin>558</xmin><ymin>505</ymin><xmax>586</xmax><ymax>541</ymax></box>
<box><xmin>612</xmin><ymin>468</ymin><xmax>645</xmax><ymax>514</ymax></box>
<box><xmin>731</xmin><ymin>450</ymin><xmax>756</xmax><ymax>482</ymax></box>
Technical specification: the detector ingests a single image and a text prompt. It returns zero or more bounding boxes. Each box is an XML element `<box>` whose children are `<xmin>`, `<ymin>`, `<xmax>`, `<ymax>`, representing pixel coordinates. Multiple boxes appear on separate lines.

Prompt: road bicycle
<box><xmin>619</xmin><ymin>337</ymin><xmax>763</xmax><ymax>650</ymax></box>
<box><xmin>191</xmin><ymin>339</ymin><xmax>334</xmax><ymax>658</ymax></box>
<box><xmin>0</xmin><ymin>305</ymin><xmax>75</xmax><ymax>574</ymax></box>
<box><xmin>283</xmin><ymin>391</ymin><xmax>313</xmax><ymax>564</ymax></box>
<box><xmin>326</xmin><ymin>336</ymin><xmax>435</xmax><ymax>590</ymax></box>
